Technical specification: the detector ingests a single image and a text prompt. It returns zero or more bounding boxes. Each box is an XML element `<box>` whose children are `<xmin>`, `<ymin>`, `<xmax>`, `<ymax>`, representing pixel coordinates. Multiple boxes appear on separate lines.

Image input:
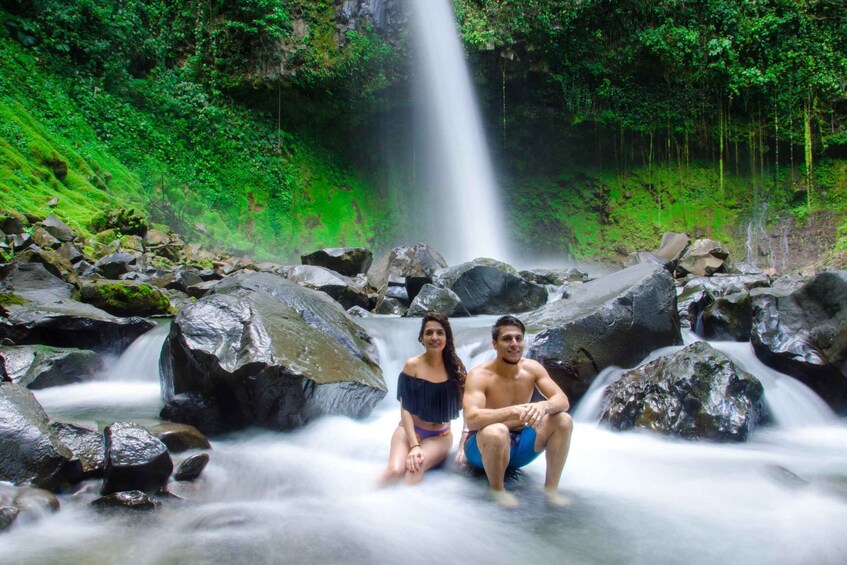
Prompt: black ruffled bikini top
<box><xmin>396</xmin><ymin>372</ymin><xmax>461</xmax><ymax>423</ymax></box>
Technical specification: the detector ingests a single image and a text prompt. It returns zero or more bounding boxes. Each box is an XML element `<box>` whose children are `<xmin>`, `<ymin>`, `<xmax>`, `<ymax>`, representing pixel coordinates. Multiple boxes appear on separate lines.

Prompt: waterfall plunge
<box><xmin>410</xmin><ymin>0</ymin><xmax>511</xmax><ymax>264</ymax></box>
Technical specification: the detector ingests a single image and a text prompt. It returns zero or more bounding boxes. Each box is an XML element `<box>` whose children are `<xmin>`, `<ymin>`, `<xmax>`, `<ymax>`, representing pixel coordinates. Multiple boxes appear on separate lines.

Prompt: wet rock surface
<box><xmin>301</xmin><ymin>247</ymin><xmax>373</xmax><ymax>276</ymax></box>
<box><xmin>600</xmin><ymin>341</ymin><xmax>768</xmax><ymax>441</ymax></box>
<box><xmin>406</xmin><ymin>283</ymin><xmax>469</xmax><ymax>317</ymax></box>
<box><xmin>750</xmin><ymin>270</ymin><xmax>847</xmax><ymax>413</ymax></box>
<box><xmin>436</xmin><ymin>261</ymin><xmax>547</xmax><ymax>315</ymax></box>
<box><xmin>526</xmin><ymin>263</ymin><xmax>682</xmax><ymax>403</ymax></box>
<box><xmin>0</xmin><ymin>299</ymin><xmax>155</xmax><ymax>354</ymax></box>
<box><xmin>102</xmin><ymin>422</ymin><xmax>173</xmax><ymax>495</ymax></box>
<box><xmin>0</xmin><ymin>382</ymin><xmax>81</xmax><ymax>490</ymax></box>
<box><xmin>160</xmin><ymin>273</ymin><xmax>386</xmax><ymax>432</ymax></box>
<box><xmin>0</xmin><ymin>344</ymin><xmax>103</xmax><ymax>388</ymax></box>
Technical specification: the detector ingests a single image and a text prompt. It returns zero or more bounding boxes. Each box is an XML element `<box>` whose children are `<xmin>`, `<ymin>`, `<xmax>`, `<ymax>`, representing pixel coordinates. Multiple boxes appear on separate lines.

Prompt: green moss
<box><xmin>0</xmin><ymin>292</ymin><xmax>25</xmax><ymax>306</ymax></box>
<box><xmin>84</xmin><ymin>282</ymin><xmax>173</xmax><ymax>316</ymax></box>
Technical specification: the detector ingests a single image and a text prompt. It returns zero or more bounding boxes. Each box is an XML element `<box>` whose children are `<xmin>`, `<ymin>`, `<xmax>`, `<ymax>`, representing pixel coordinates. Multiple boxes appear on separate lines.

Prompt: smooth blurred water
<box><xmin>4</xmin><ymin>317</ymin><xmax>846</xmax><ymax>565</ymax></box>
<box><xmin>410</xmin><ymin>0</ymin><xmax>510</xmax><ymax>264</ymax></box>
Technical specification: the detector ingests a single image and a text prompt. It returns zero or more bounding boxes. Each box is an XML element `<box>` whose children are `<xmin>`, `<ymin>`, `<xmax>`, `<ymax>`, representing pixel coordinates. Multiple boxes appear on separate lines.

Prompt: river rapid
<box><xmin>2</xmin><ymin>316</ymin><xmax>846</xmax><ymax>565</ymax></box>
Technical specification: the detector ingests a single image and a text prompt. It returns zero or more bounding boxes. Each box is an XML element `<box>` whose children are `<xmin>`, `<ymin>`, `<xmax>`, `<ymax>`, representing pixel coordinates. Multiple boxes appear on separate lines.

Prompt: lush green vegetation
<box><xmin>1</xmin><ymin>0</ymin><xmax>845</xmax><ymax>263</ymax></box>
<box><xmin>454</xmin><ymin>0</ymin><xmax>847</xmax><ymax>259</ymax></box>
<box><xmin>0</xmin><ymin>1</ymin><xmax>400</xmax><ymax>260</ymax></box>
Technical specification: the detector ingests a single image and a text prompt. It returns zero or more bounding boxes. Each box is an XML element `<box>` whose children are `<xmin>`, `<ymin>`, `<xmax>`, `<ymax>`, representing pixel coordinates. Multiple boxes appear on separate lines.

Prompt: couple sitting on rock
<box><xmin>380</xmin><ymin>312</ymin><xmax>574</xmax><ymax>508</ymax></box>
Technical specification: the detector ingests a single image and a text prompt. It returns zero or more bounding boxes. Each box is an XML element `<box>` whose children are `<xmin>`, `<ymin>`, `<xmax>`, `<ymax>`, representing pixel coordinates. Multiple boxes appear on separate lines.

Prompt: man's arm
<box><xmin>463</xmin><ymin>369</ymin><xmax>524</xmax><ymax>431</ymax></box>
<box><xmin>528</xmin><ymin>359</ymin><xmax>570</xmax><ymax>416</ymax></box>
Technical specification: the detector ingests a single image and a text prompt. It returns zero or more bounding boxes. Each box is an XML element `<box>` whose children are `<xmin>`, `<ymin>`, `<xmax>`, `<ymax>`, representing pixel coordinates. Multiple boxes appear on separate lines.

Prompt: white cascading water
<box><xmin>409</xmin><ymin>0</ymin><xmax>510</xmax><ymax>264</ymax></box>
<box><xmin>10</xmin><ymin>318</ymin><xmax>847</xmax><ymax>564</ymax></box>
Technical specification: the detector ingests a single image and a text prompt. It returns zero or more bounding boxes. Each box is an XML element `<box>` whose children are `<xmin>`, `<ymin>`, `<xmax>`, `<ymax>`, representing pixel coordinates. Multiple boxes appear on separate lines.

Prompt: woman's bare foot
<box><xmin>490</xmin><ymin>489</ymin><xmax>519</xmax><ymax>508</ymax></box>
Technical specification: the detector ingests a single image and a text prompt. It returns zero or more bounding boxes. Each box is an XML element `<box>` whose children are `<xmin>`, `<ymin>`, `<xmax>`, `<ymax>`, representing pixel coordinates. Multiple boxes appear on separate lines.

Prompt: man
<box><xmin>461</xmin><ymin>315</ymin><xmax>573</xmax><ymax>507</ymax></box>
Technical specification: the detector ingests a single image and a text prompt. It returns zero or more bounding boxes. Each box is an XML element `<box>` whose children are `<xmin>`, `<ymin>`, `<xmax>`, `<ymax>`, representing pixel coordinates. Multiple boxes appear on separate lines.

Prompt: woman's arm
<box><xmin>399</xmin><ymin>404</ymin><xmax>424</xmax><ymax>473</ymax></box>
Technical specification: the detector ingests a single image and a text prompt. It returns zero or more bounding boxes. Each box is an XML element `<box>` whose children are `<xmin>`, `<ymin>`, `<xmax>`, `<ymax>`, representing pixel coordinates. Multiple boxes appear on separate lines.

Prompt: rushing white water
<box><xmin>410</xmin><ymin>0</ymin><xmax>510</xmax><ymax>264</ymax></box>
<box><xmin>6</xmin><ymin>318</ymin><xmax>847</xmax><ymax>565</ymax></box>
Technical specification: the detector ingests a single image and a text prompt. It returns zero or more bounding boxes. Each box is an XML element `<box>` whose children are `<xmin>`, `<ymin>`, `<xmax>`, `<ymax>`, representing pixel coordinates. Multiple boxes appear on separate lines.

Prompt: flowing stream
<box><xmin>3</xmin><ymin>317</ymin><xmax>846</xmax><ymax>564</ymax></box>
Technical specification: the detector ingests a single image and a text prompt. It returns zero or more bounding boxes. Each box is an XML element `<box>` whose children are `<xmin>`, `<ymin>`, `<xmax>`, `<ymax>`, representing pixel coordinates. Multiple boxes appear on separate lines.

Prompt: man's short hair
<box><xmin>491</xmin><ymin>315</ymin><xmax>526</xmax><ymax>340</ymax></box>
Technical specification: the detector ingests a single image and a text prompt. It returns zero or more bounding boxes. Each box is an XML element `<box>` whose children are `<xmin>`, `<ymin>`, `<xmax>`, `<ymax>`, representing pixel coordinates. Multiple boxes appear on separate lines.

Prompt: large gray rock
<box><xmin>676</xmin><ymin>239</ymin><xmax>730</xmax><ymax>277</ymax></box>
<box><xmin>0</xmin><ymin>262</ymin><xmax>74</xmax><ymax>304</ymax></box>
<box><xmin>600</xmin><ymin>342</ymin><xmax>768</xmax><ymax>441</ymax></box>
<box><xmin>146</xmin><ymin>422</ymin><xmax>211</xmax><ymax>453</ymax></box>
<box><xmin>654</xmin><ymin>232</ymin><xmax>690</xmax><ymax>262</ymax></box>
<box><xmin>750</xmin><ymin>270</ymin><xmax>847</xmax><ymax>413</ymax></box>
<box><xmin>700</xmin><ymin>292</ymin><xmax>752</xmax><ymax>341</ymax></box>
<box><xmin>525</xmin><ymin>263</ymin><xmax>682</xmax><ymax>403</ymax></box>
<box><xmin>301</xmin><ymin>247</ymin><xmax>373</xmax><ymax>276</ymax></box>
<box><xmin>101</xmin><ymin>422</ymin><xmax>173</xmax><ymax>495</ymax></box>
<box><xmin>367</xmin><ymin>243</ymin><xmax>447</xmax><ymax>302</ymax></box>
<box><xmin>49</xmin><ymin>420</ymin><xmax>105</xmax><ymax>478</ymax></box>
<box><xmin>676</xmin><ymin>274</ymin><xmax>771</xmax><ymax>331</ymax></box>
<box><xmin>0</xmin><ymin>300</ymin><xmax>155</xmax><ymax>354</ymax></box>
<box><xmin>0</xmin><ymin>383</ymin><xmax>81</xmax><ymax>490</ymax></box>
<box><xmin>0</xmin><ymin>345</ymin><xmax>103</xmax><ymax>389</ymax></box>
<box><xmin>78</xmin><ymin>279</ymin><xmax>172</xmax><ymax>317</ymax></box>
<box><xmin>436</xmin><ymin>261</ymin><xmax>548</xmax><ymax>315</ymax></box>
<box><xmin>160</xmin><ymin>272</ymin><xmax>386</xmax><ymax>432</ymax></box>
<box><xmin>519</xmin><ymin>268</ymin><xmax>589</xmax><ymax>286</ymax></box>
<box><xmin>286</xmin><ymin>265</ymin><xmax>369</xmax><ymax>310</ymax></box>
<box><xmin>41</xmin><ymin>215</ymin><xmax>76</xmax><ymax>242</ymax></box>
<box><xmin>94</xmin><ymin>252</ymin><xmax>138</xmax><ymax>279</ymax></box>
<box><xmin>406</xmin><ymin>284</ymin><xmax>470</xmax><ymax>317</ymax></box>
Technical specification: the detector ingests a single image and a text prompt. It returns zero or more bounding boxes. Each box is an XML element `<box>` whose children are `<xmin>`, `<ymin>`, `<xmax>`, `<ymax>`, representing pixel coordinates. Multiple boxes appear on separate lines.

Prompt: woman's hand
<box><xmin>406</xmin><ymin>445</ymin><xmax>424</xmax><ymax>473</ymax></box>
<box><xmin>454</xmin><ymin>444</ymin><xmax>467</xmax><ymax>467</ymax></box>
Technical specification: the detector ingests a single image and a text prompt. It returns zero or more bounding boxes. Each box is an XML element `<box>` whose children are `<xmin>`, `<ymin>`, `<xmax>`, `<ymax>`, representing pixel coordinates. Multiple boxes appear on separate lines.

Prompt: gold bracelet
<box><xmin>409</xmin><ymin>444</ymin><xmax>420</xmax><ymax>449</ymax></box>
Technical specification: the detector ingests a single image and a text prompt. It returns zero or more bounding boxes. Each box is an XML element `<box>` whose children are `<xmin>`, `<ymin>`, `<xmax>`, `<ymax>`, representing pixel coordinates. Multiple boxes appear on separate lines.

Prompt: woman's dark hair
<box><xmin>419</xmin><ymin>312</ymin><xmax>467</xmax><ymax>396</ymax></box>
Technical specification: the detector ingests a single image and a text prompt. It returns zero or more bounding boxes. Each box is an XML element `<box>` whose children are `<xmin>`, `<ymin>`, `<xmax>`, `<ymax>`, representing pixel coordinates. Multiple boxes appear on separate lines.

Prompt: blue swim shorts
<box><xmin>464</xmin><ymin>426</ymin><xmax>541</xmax><ymax>471</ymax></box>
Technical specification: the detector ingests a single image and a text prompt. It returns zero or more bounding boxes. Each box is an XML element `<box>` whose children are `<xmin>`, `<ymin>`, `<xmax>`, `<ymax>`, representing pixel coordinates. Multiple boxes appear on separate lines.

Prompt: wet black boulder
<box><xmin>0</xmin><ymin>382</ymin><xmax>81</xmax><ymax>490</ymax></box>
<box><xmin>101</xmin><ymin>422</ymin><xmax>173</xmax><ymax>495</ymax></box>
<box><xmin>160</xmin><ymin>272</ymin><xmax>386</xmax><ymax>432</ymax></box>
<box><xmin>600</xmin><ymin>341</ymin><xmax>768</xmax><ymax>441</ymax></box>
<box><xmin>525</xmin><ymin>263</ymin><xmax>682</xmax><ymax>404</ymax></box>
<box><xmin>0</xmin><ymin>300</ymin><xmax>155</xmax><ymax>355</ymax></box>
<box><xmin>750</xmin><ymin>270</ymin><xmax>847</xmax><ymax>413</ymax></box>
<box><xmin>436</xmin><ymin>260</ymin><xmax>547</xmax><ymax>315</ymax></box>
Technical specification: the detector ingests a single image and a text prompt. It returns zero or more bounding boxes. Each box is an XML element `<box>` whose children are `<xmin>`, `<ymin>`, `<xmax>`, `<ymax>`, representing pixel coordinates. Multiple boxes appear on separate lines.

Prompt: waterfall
<box><xmin>410</xmin><ymin>0</ymin><xmax>511</xmax><ymax>264</ymax></box>
<box><xmin>103</xmin><ymin>322</ymin><xmax>170</xmax><ymax>382</ymax></box>
<box><xmin>743</xmin><ymin>203</ymin><xmax>775</xmax><ymax>270</ymax></box>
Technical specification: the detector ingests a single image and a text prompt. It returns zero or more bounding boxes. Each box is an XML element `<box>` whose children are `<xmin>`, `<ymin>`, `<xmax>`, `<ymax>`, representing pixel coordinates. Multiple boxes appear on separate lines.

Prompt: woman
<box><xmin>381</xmin><ymin>312</ymin><xmax>466</xmax><ymax>485</ymax></box>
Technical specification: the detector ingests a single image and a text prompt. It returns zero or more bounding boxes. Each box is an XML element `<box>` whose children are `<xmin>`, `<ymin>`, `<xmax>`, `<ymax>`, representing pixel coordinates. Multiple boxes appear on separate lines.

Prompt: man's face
<box><xmin>493</xmin><ymin>325</ymin><xmax>524</xmax><ymax>365</ymax></box>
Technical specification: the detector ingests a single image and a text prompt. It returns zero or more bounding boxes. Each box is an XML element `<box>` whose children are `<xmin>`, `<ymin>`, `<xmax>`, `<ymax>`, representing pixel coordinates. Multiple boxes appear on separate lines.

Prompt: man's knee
<box><xmin>550</xmin><ymin>412</ymin><xmax>573</xmax><ymax>435</ymax></box>
<box><xmin>477</xmin><ymin>423</ymin><xmax>510</xmax><ymax>447</ymax></box>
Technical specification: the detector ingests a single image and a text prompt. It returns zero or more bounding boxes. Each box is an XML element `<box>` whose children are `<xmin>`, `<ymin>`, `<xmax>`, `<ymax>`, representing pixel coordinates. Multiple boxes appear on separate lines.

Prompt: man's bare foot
<box><xmin>544</xmin><ymin>489</ymin><xmax>572</xmax><ymax>508</ymax></box>
<box><xmin>490</xmin><ymin>489</ymin><xmax>519</xmax><ymax>508</ymax></box>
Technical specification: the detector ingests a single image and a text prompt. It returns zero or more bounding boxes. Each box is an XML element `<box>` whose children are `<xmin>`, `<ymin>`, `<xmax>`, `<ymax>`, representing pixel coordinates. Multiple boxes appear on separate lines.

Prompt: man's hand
<box><xmin>519</xmin><ymin>402</ymin><xmax>547</xmax><ymax>429</ymax></box>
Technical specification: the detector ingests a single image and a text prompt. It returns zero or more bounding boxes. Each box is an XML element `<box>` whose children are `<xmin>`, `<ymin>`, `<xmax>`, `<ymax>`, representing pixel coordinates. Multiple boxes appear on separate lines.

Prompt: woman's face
<box><xmin>421</xmin><ymin>320</ymin><xmax>447</xmax><ymax>353</ymax></box>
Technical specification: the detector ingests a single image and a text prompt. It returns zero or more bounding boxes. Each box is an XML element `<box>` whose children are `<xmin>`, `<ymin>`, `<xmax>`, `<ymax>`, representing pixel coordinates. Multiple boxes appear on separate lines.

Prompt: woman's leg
<box><xmin>380</xmin><ymin>426</ymin><xmax>412</xmax><ymax>485</ymax></box>
<box><xmin>405</xmin><ymin>432</ymin><xmax>453</xmax><ymax>485</ymax></box>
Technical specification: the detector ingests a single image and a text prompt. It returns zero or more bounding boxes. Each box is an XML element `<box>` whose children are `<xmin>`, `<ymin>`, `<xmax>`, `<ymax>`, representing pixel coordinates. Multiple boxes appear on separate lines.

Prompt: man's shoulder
<box><xmin>519</xmin><ymin>358</ymin><xmax>547</xmax><ymax>377</ymax></box>
<box><xmin>467</xmin><ymin>361</ymin><xmax>496</xmax><ymax>382</ymax></box>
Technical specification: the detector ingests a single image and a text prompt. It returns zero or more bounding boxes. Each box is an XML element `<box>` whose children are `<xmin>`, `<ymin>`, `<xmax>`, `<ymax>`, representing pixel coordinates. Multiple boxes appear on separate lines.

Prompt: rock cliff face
<box><xmin>740</xmin><ymin>209</ymin><xmax>840</xmax><ymax>274</ymax></box>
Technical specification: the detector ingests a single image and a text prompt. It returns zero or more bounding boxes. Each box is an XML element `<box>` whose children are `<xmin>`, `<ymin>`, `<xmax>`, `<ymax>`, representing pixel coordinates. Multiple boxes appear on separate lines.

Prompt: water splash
<box><xmin>410</xmin><ymin>0</ymin><xmax>510</xmax><ymax>264</ymax></box>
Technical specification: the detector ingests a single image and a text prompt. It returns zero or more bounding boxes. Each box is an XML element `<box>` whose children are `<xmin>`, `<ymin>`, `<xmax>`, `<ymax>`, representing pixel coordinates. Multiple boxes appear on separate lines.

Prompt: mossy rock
<box><xmin>0</xmin><ymin>293</ymin><xmax>26</xmax><ymax>307</ymax></box>
<box><xmin>93</xmin><ymin>229</ymin><xmax>119</xmax><ymax>245</ymax></box>
<box><xmin>0</xmin><ymin>209</ymin><xmax>28</xmax><ymax>234</ymax></box>
<box><xmin>78</xmin><ymin>280</ymin><xmax>173</xmax><ymax>317</ymax></box>
<box><xmin>88</xmin><ymin>208</ymin><xmax>148</xmax><ymax>237</ymax></box>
